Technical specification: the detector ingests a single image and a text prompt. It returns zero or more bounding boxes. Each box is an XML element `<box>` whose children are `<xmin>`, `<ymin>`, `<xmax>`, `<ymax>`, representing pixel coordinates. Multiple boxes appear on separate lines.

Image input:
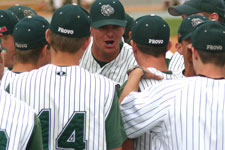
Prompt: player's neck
<box><xmin>137</xmin><ymin>55</ymin><xmax>169</xmax><ymax>72</ymax></box>
<box><xmin>51</xmin><ymin>49</ymin><xmax>81</xmax><ymax>66</ymax></box>
<box><xmin>196</xmin><ymin>64</ymin><xmax>225</xmax><ymax>79</ymax></box>
<box><xmin>184</xmin><ymin>62</ymin><xmax>196</xmax><ymax>77</ymax></box>
<box><xmin>12</xmin><ymin>63</ymin><xmax>38</xmax><ymax>73</ymax></box>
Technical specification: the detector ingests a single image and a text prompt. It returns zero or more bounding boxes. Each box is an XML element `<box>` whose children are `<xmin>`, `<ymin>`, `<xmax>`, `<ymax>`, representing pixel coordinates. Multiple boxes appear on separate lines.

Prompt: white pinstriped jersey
<box><xmin>0</xmin><ymin>67</ymin><xmax>9</xmax><ymax>86</ymax></box>
<box><xmin>134</xmin><ymin>67</ymin><xmax>184</xmax><ymax>150</ymax></box>
<box><xmin>165</xmin><ymin>50</ymin><xmax>173</xmax><ymax>60</ymax></box>
<box><xmin>0</xmin><ymin>89</ymin><xmax>36</xmax><ymax>149</ymax></box>
<box><xmin>79</xmin><ymin>42</ymin><xmax>137</xmax><ymax>85</ymax></box>
<box><xmin>0</xmin><ymin>70</ymin><xmax>17</xmax><ymax>90</ymax></box>
<box><xmin>121</xmin><ymin>76</ymin><xmax>225</xmax><ymax>150</ymax></box>
<box><xmin>168</xmin><ymin>52</ymin><xmax>184</xmax><ymax>72</ymax></box>
<box><xmin>9</xmin><ymin>64</ymin><xmax>123</xmax><ymax>150</ymax></box>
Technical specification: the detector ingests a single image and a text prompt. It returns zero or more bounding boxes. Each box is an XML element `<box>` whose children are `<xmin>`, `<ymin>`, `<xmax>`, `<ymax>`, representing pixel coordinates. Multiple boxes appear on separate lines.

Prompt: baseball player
<box><xmin>174</xmin><ymin>15</ymin><xmax>209</xmax><ymax>77</ymax></box>
<box><xmin>1</xmin><ymin>15</ymin><xmax>50</xmax><ymax>90</ymax></box>
<box><xmin>167</xmin><ymin>0</ymin><xmax>225</xmax><ymax>73</ymax></box>
<box><xmin>0</xmin><ymin>6</ymin><xmax>37</xmax><ymax>81</ymax></box>
<box><xmin>121</xmin><ymin>14</ymin><xmax>184</xmax><ymax>150</ymax></box>
<box><xmin>0</xmin><ymin>9</ymin><xmax>19</xmax><ymax>69</ymax></box>
<box><xmin>120</xmin><ymin>21</ymin><xmax>225</xmax><ymax>150</ymax></box>
<box><xmin>0</xmin><ymin>89</ymin><xmax>43</xmax><ymax>149</ymax></box>
<box><xmin>79</xmin><ymin>0</ymin><xmax>137</xmax><ymax>85</ymax></box>
<box><xmin>8</xmin><ymin>4</ymin><xmax>126</xmax><ymax>149</ymax></box>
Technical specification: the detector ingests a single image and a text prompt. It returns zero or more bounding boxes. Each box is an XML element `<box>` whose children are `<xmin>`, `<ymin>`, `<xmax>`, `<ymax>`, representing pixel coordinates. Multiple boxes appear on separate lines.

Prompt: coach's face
<box><xmin>91</xmin><ymin>25</ymin><xmax>125</xmax><ymax>61</ymax></box>
<box><xmin>1</xmin><ymin>34</ymin><xmax>15</xmax><ymax>68</ymax></box>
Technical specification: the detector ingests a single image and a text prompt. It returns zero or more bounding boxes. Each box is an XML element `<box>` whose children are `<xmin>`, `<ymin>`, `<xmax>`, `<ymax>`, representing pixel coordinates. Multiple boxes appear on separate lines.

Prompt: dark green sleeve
<box><xmin>26</xmin><ymin>115</ymin><xmax>43</xmax><ymax>150</ymax></box>
<box><xmin>117</xmin><ymin>81</ymin><xmax>127</xmax><ymax>97</ymax></box>
<box><xmin>166</xmin><ymin>58</ymin><xmax>171</xmax><ymax>68</ymax></box>
<box><xmin>105</xmin><ymin>90</ymin><xmax>127</xmax><ymax>149</ymax></box>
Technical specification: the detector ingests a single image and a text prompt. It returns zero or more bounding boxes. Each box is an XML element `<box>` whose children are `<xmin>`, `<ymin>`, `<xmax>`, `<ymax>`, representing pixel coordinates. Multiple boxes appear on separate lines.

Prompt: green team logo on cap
<box><xmin>101</xmin><ymin>5</ymin><xmax>115</xmax><ymax>16</ymax></box>
<box><xmin>191</xmin><ymin>18</ymin><xmax>204</xmax><ymax>27</ymax></box>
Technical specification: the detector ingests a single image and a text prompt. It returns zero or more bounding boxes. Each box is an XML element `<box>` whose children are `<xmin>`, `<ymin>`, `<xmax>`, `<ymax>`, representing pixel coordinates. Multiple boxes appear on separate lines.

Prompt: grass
<box><xmin>165</xmin><ymin>18</ymin><xmax>182</xmax><ymax>37</ymax></box>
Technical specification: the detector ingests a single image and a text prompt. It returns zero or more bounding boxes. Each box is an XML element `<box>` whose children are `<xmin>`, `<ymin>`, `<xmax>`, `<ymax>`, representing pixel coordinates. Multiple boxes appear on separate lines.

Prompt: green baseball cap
<box><xmin>90</xmin><ymin>0</ymin><xmax>126</xmax><ymax>28</ymax></box>
<box><xmin>0</xmin><ymin>9</ymin><xmax>19</xmax><ymax>35</ymax></box>
<box><xmin>8</xmin><ymin>5</ymin><xmax>37</xmax><ymax>20</ymax></box>
<box><xmin>13</xmin><ymin>15</ymin><xmax>49</xmax><ymax>50</ymax></box>
<box><xmin>168</xmin><ymin>0</ymin><xmax>225</xmax><ymax>19</ymax></box>
<box><xmin>178</xmin><ymin>14</ymin><xmax>209</xmax><ymax>43</ymax></box>
<box><xmin>50</xmin><ymin>4</ymin><xmax>91</xmax><ymax>38</ymax></box>
<box><xmin>192</xmin><ymin>21</ymin><xmax>225</xmax><ymax>53</ymax></box>
<box><xmin>131</xmin><ymin>14</ymin><xmax>170</xmax><ymax>47</ymax></box>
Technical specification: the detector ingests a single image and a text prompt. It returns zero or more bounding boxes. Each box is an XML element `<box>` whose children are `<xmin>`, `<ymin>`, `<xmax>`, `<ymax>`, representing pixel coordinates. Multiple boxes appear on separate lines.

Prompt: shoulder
<box><xmin>122</xmin><ymin>43</ymin><xmax>133</xmax><ymax>51</ymax></box>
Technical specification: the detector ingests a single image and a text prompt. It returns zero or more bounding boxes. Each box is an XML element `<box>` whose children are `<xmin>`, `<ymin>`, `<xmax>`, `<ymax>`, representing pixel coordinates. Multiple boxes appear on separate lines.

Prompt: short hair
<box><xmin>48</xmin><ymin>30</ymin><xmax>89</xmax><ymax>53</ymax></box>
<box><xmin>197</xmin><ymin>50</ymin><xmax>225</xmax><ymax>67</ymax></box>
<box><xmin>14</xmin><ymin>45</ymin><xmax>46</xmax><ymax>64</ymax></box>
<box><xmin>136</xmin><ymin>43</ymin><xmax>168</xmax><ymax>57</ymax></box>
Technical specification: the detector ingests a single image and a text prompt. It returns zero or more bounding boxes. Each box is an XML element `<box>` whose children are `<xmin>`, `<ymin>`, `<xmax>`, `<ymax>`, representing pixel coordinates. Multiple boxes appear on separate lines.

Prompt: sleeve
<box><xmin>105</xmin><ymin>90</ymin><xmax>127</xmax><ymax>149</ymax></box>
<box><xmin>26</xmin><ymin>115</ymin><xmax>43</xmax><ymax>150</ymax></box>
<box><xmin>120</xmin><ymin>85</ymin><xmax>171</xmax><ymax>139</ymax></box>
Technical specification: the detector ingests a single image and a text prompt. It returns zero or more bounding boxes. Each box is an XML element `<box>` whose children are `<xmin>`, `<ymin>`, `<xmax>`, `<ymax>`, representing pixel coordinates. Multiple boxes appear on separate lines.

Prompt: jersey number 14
<box><xmin>38</xmin><ymin>109</ymin><xmax>86</xmax><ymax>149</ymax></box>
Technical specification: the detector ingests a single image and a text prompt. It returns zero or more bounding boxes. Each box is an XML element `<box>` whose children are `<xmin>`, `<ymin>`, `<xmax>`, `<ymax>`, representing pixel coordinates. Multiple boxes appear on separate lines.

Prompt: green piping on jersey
<box><xmin>161</xmin><ymin>70</ymin><xmax>173</xmax><ymax>74</ymax></box>
<box><xmin>106</xmin><ymin>90</ymin><xmax>127</xmax><ymax>149</ymax></box>
<box><xmin>166</xmin><ymin>58</ymin><xmax>171</xmax><ymax>68</ymax></box>
<box><xmin>26</xmin><ymin>115</ymin><xmax>43</xmax><ymax>150</ymax></box>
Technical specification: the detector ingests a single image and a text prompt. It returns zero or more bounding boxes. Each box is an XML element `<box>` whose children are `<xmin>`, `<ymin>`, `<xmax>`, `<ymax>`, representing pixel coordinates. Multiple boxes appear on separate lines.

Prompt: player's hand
<box><xmin>143</xmin><ymin>68</ymin><xmax>163</xmax><ymax>80</ymax></box>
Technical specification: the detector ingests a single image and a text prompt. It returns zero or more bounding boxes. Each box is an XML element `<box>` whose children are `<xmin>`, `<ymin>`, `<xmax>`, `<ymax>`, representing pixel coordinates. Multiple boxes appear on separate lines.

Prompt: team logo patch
<box><xmin>23</xmin><ymin>10</ymin><xmax>35</xmax><ymax>16</ymax></box>
<box><xmin>56</xmin><ymin>71</ymin><xmax>67</xmax><ymax>76</ymax></box>
<box><xmin>101</xmin><ymin>5</ymin><xmax>115</xmax><ymax>16</ymax></box>
<box><xmin>0</xmin><ymin>26</ymin><xmax>7</xmax><ymax>33</ymax></box>
<box><xmin>191</xmin><ymin>18</ymin><xmax>204</xmax><ymax>27</ymax></box>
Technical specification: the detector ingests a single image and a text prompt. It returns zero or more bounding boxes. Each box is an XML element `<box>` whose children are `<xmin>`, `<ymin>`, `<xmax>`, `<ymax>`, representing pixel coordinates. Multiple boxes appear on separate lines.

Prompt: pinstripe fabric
<box><xmin>168</xmin><ymin>52</ymin><xmax>184</xmax><ymax>72</ymax></box>
<box><xmin>79</xmin><ymin>42</ymin><xmax>137</xmax><ymax>85</ymax></box>
<box><xmin>134</xmin><ymin>67</ymin><xmax>184</xmax><ymax>150</ymax></box>
<box><xmin>9</xmin><ymin>64</ymin><xmax>116</xmax><ymax>150</ymax></box>
<box><xmin>0</xmin><ymin>89</ymin><xmax>35</xmax><ymax>150</ymax></box>
<box><xmin>121</xmin><ymin>77</ymin><xmax>225</xmax><ymax>150</ymax></box>
<box><xmin>0</xmin><ymin>71</ymin><xmax>17</xmax><ymax>90</ymax></box>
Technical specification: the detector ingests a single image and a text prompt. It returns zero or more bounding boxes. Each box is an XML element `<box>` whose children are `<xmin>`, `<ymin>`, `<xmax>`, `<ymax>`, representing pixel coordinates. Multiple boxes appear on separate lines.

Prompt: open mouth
<box><xmin>105</xmin><ymin>40</ymin><xmax>114</xmax><ymax>45</ymax></box>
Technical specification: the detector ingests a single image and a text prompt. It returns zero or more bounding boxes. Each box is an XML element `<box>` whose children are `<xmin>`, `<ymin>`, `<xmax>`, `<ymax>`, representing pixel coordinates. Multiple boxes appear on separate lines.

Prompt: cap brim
<box><xmin>179</xmin><ymin>32</ymin><xmax>192</xmax><ymax>43</ymax></box>
<box><xmin>168</xmin><ymin>4</ymin><xmax>201</xmax><ymax>16</ymax></box>
<box><xmin>91</xmin><ymin>19</ymin><xmax>126</xmax><ymax>28</ymax></box>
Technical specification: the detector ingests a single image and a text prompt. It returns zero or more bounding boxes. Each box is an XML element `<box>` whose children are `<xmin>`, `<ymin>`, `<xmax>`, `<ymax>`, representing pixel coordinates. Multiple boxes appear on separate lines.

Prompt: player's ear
<box><xmin>45</xmin><ymin>29</ymin><xmax>51</xmax><ymax>44</ymax></box>
<box><xmin>130</xmin><ymin>40</ymin><xmax>137</xmax><ymax>53</ymax></box>
<box><xmin>191</xmin><ymin>46</ymin><xmax>199</xmax><ymax>61</ymax></box>
<box><xmin>167</xmin><ymin>41</ymin><xmax>172</xmax><ymax>52</ymax></box>
<box><xmin>209</xmin><ymin>12</ymin><xmax>219</xmax><ymax>21</ymax></box>
<box><xmin>186</xmin><ymin>43</ymin><xmax>193</xmax><ymax>63</ymax></box>
<box><xmin>175</xmin><ymin>42</ymin><xmax>183</xmax><ymax>55</ymax></box>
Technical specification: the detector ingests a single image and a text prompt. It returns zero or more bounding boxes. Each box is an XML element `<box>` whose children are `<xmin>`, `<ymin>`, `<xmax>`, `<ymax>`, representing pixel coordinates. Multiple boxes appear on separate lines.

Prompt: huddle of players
<box><xmin>0</xmin><ymin>0</ymin><xmax>225</xmax><ymax>149</ymax></box>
